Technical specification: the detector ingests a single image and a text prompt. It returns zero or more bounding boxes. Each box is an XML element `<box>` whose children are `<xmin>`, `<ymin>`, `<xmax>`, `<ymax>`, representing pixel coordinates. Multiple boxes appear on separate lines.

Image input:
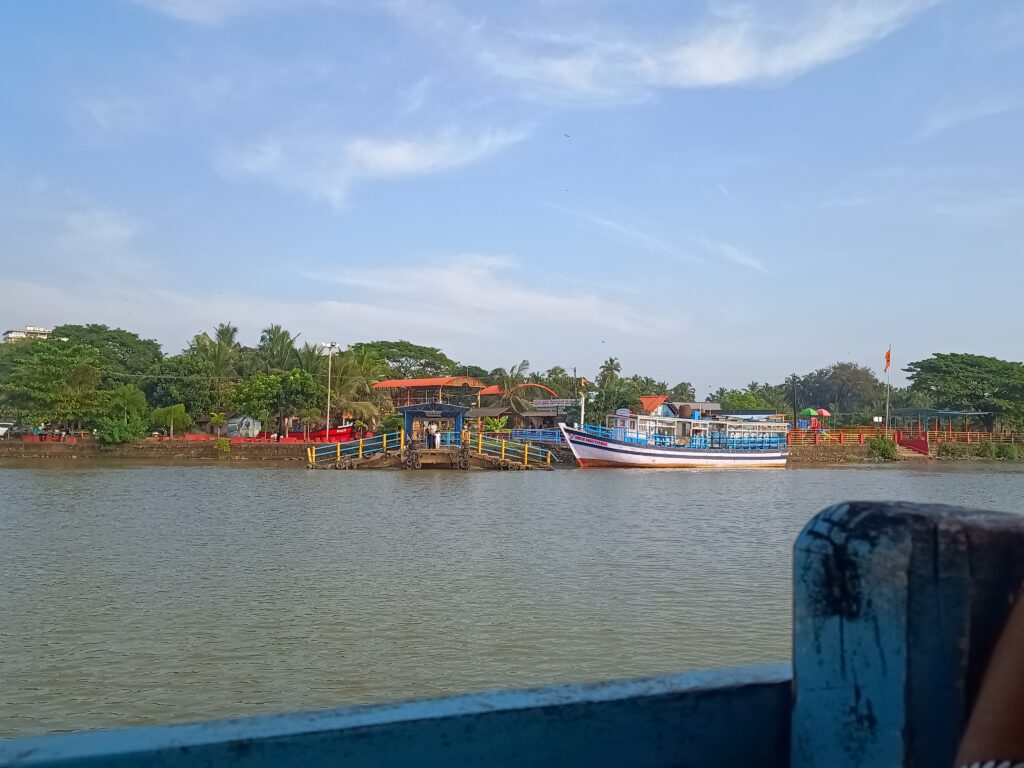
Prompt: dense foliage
<box><xmin>3</xmin><ymin>321</ymin><xmax>1024</xmax><ymax>443</ymax></box>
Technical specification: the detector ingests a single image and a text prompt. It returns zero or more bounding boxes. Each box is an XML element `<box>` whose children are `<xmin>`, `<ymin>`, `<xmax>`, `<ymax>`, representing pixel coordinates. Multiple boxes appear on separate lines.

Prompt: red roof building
<box><xmin>372</xmin><ymin>376</ymin><xmax>486</xmax><ymax>406</ymax></box>
<box><xmin>638</xmin><ymin>395</ymin><xmax>669</xmax><ymax>415</ymax></box>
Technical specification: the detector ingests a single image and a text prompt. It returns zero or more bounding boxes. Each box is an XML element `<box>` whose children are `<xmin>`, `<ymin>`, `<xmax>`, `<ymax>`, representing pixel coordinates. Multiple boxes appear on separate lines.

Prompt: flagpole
<box><xmin>885</xmin><ymin>345</ymin><xmax>892</xmax><ymax>435</ymax></box>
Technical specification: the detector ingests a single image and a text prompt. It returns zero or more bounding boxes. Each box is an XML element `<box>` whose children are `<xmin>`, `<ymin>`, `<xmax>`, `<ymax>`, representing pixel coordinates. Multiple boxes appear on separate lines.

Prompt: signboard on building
<box><xmin>532</xmin><ymin>399</ymin><xmax>576</xmax><ymax>410</ymax></box>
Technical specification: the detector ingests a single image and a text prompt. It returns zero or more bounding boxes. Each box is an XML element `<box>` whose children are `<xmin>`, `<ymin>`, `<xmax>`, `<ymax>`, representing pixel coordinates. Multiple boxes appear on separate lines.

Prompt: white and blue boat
<box><xmin>559</xmin><ymin>410</ymin><xmax>789</xmax><ymax>468</ymax></box>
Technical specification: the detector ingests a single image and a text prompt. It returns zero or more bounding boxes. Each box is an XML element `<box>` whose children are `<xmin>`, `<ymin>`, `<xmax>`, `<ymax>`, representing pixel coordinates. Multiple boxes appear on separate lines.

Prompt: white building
<box><xmin>2</xmin><ymin>326</ymin><xmax>53</xmax><ymax>343</ymax></box>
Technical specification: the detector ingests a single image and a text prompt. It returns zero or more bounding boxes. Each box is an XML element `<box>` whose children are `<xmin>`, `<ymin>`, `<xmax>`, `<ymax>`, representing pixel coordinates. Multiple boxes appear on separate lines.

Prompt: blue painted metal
<box><xmin>0</xmin><ymin>665</ymin><xmax>790</xmax><ymax>767</ymax></box>
<box><xmin>395</xmin><ymin>402</ymin><xmax>467</xmax><ymax>439</ymax></box>
<box><xmin>312</xmin><ymin>432</ymin><xmax>402</xmax><ymax>464</ymax></box>
<box><xmin>791</xmin><ymin>501</ymin><xmax>1024</xmax><ymax>768</ymax></box>
<box><xmin>510</xmin><ymin>428</ymin><xmax>564</xmax><ymax>444</ymax></box>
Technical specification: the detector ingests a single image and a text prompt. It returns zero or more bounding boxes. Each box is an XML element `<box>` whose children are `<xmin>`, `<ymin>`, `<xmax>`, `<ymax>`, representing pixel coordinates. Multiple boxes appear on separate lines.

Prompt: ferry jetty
<box><xmin>560</xmin><ymin>402</ymin><xmax>790</xmax><ymax>468</ymax></box>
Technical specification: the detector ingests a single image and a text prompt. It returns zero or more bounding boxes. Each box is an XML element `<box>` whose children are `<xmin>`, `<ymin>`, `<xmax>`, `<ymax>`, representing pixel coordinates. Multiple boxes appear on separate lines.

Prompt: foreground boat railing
<box><xmin>4</xmin><ymin>501</ymin><xmax>1024</xmax><ymax>767</ymax></box>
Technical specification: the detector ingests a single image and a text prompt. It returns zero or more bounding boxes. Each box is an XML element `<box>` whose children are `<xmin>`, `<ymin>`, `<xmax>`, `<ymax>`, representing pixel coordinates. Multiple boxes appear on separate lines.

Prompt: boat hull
<box><xmin>559</xmin><ymin>424</ymin><xmax>788</xmax><ymax>468</ymax></box>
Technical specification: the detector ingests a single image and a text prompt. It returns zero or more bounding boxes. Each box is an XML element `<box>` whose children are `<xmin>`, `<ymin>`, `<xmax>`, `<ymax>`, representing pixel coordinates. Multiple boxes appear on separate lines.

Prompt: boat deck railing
<box><xmin>583</xmin><ymin>423</ymin><xmax>786</xmax><ymax>450</ymax></box>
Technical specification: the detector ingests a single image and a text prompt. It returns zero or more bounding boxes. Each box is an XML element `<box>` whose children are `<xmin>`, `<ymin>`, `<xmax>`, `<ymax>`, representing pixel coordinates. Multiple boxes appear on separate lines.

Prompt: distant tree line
<box><xmin>2</xmin><ymin>322</ymin><xmax>1023</xmax><ymax>442</ymax></box>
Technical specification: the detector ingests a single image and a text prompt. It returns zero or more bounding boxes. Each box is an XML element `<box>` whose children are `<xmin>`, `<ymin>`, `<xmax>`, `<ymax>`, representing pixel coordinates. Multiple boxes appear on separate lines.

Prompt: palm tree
<box><xmin>598</xmin><ymin>357</ymin><xmax>621</xmax><ymax>386</ymax></box>
<box><xmin>490</xmin><ymin>360</ymin><xmax>532</xmax><ymax>413</ymax></box>
<box><xmin>326</xmin><ymin>351</ymin><xmax>379</xmax><ymax>426</ymax></box>
<box><xmin>191</xmin><ymin>322</ymin><xmax>242</xmax><ymax>408</ymax></box>
<box><xmin>296</xmin><ymin>343</ymin><xmax>325</xmax><ymax>377</ymax></box>
<box><xmin>209</xmin><ymin>411</ymin><xmax>226</xmax><ymax>436</ymax></box>
<box><xmin>299</xmin><ymin>408</ymin><xmax>321</xmax><ymax>441</ymax></box>
<box><xmin>258</xmin><ymin>324</ymin><xmax>299</xmax><ymax>373</ymax></box>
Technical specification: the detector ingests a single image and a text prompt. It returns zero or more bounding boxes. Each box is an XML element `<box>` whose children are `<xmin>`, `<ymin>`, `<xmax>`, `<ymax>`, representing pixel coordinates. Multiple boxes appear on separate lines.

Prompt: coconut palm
<box><xmin>325</xmin><ymin>351</ymin><xmax>379</xmax><ymax>426</ymax></box>
<box><xmin>296</xmin><ymin>343</ymin><xmax>325</xmax><ymax>377</ymax></box>
<box><xmin>258</xmin><ymin>324</ymin><xmax>299</xmax><ymax>373</ymax></box>
<box><xmin>299</xmin><ymin>407</ymin><xmax>321</xmax><ymax>441</ymax></box>
<box><xmin>209</xmin><ymin>411</ymin><xmax>226</xmax><ymax>436</ymax></box>
<box><xmin>489</xmin><ymin>360</ymin><xmax>532</xmax><ymax>413</ymax></box>
<box><xmin>598</xmin><ymin>357</ymin><xmax>621</xmax><ymax>386</ymax></box>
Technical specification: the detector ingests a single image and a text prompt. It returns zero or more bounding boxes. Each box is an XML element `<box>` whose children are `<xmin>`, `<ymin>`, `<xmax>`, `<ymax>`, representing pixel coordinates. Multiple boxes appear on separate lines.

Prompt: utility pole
<box><xmin>322</xmin><ymin>341</ymin><xmax>338</xmax><ymax>440</ymax></box>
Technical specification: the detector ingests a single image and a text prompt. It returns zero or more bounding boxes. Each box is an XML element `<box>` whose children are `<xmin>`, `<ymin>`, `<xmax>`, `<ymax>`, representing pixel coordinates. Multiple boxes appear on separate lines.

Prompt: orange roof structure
<box><xmin>638</xmin><ymin>395</ymin><xmax>669</xmax><ymax>414</ymax></box>
<box><xmin>372</xmin><ymin>376</ymin><xmax>486</xmax><ymax>390</ymax></box>
<box><xmin>479</xmin><ymin>384</ymin><xmax>503</xmax><ymax>396</ymax></box>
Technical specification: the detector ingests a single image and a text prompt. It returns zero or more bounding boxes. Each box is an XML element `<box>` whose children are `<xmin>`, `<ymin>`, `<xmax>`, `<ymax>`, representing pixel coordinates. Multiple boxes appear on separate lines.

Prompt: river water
<box><xmin>2</xmin><ymin>463</ymin><xmax>1022</xmax><ymax>738</ymax></box>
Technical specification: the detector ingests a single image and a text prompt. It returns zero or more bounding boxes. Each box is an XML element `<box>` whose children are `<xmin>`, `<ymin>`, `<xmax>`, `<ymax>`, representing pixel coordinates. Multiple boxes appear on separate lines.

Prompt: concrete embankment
<box><xmin>0</xmin><ymin>440</ymin><xmax>305</xmax><ymax>463</ymax></box>
<box><xmin>787</xmin><ymin>444</ymin><xmax>872</xmax><ymax>464</ymax></box>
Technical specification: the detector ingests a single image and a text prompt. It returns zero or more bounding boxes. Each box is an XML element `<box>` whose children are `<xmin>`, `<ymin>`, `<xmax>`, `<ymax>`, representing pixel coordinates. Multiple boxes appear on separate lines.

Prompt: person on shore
<box><xmin>955</xmin><ymin>588</ymin><xmax>1024</xmax><ymax>767</ymax></box>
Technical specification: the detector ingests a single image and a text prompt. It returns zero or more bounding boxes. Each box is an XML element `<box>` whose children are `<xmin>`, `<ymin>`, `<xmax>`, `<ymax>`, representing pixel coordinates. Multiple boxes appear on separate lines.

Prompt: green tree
<box><xmin>906</xmin><ymin>353</ymin><xmax>1024</xmax><ymax>429</ymax></box>
<box><xmin>51</xmin><ymin>324</ymin><xmax>163</xmax><ymax>379</ymax></box>
<box><xmin>348</xmin><ymin>340</ymin><xmax>457</xmax><ymax>378</ymax></box>
<box><xmin>107</xmin><ymin>384</ymin><xmax>149</xmax><ymax>424</ymax></box>
<box><xmin>278</xmin><ymin>369</ymin><xmax>326</xmax><ymax>434</ymax></box>
<box><xmin>257</xmin><ymin>324</ymin><xmax>299</xmax><ymax>373</ymax></box>
<box><xmin>719</xmin><ymin>390</ymin><xmax>773</xmax><ymax>411</ymax></box>
<box><xmin>325</xmin><ymin>352</ymin><xmax>379</xmax><ymax>426</ymax></box>
<box><xmin>598</xmin><ymin>357</ymin><xmax>621</xmax><ymax>386</ymax></box>
<box><xmin>299</xmin><ymin>407</ymin><xmax>322</xmax><ymax>440</ymax></box>
<box><xmin>145</xmin><ymin>353</ymin><xmax>215</xmax><ymax>417</ymax></box>
<box><xmin>190</xmin><ymin>322</ymin><xmax>242</xmax><ymax>405</ymax></box>
<box><xmin>232</xmin><ymin>373</ymin><xmax>281</xmax><ymax>431</ymax></box>
<box><xmin>483</xmin><ymin>415</ymin><xmax>509</xmax><ymax>433</ymax></box>
<box><xmin>151</xmin><ymin>404</ymin><xmax>193</xmax><ymax>438</ymax></box>
<box><xmin>296</xmin><ymin>343</ymin><xmax>326</xmax><ymax>377</ymax></box>
<box><xmin>0</xmin><ymin>341</ymin><xmax>106</xmax><ymax>427</ymax></box>
<box><xmin>209</xmin><ymin>411</ymin><xmax>226</xmax><ymax>436</ymax></box>
<box><xmin>668</xmin><ymin>381</ymin><xmax>696</xmax><ymax>401</ymax></box>
<box><xmin>489</xmin><ymin>360</ymin><xmax>532</xmax><ymax>413</ymax></box>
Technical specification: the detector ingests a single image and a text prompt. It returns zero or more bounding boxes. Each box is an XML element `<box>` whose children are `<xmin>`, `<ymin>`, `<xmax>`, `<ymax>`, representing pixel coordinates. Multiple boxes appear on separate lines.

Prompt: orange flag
<box><xmin>884</xmin><ymin>346</ymin><xmax>891</xmax><ymax>373</ymax></box>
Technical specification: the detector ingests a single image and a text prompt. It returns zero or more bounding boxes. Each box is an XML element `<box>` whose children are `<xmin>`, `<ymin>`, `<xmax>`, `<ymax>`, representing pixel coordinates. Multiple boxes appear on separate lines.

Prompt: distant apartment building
<box><xmin>2</xmin><ymin>325</ymin><xmax>53</xmax><ymax>343</ymax></box>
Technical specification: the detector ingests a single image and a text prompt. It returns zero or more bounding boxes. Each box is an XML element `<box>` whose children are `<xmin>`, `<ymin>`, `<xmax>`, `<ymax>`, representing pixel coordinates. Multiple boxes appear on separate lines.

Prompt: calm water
<box><xmin>2</xmin><ymin>463</ymin><xmax>1022</xmax><ymax>738</ymax></box>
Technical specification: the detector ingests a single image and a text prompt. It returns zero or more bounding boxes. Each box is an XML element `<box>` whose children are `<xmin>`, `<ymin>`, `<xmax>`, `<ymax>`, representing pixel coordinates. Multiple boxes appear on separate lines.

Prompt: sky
<box><xmin>2</xmin><ymin>0</ymin><xmax>1023</xmax><ymax>390</ymax></box>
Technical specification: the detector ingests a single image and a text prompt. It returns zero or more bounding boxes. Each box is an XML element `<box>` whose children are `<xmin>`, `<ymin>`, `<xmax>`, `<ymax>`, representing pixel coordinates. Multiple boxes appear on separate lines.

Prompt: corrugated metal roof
<box><xmin>638</xmin><ymin>395</ymin><xmax>668</xmax><ymax>414</ymax></box>
<box><xmin>465</xmin><ymin>406</ymin><xmax>513</xmax><ymax>418</ymax></box>
<box><xmin>372</xmin><ymin>376</ymin><xmax>486</xmax><ymax>389</ymax></box>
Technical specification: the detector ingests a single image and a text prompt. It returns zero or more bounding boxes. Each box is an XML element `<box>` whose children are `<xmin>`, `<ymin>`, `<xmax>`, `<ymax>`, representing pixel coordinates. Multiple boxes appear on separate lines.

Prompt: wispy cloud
<box><xmin>697</xmin><ymin>237</ymin><xmax>767</xmax><ymax>274</ymax></box>
<box><xmin>915</xmin><ymin>96</ymin><xmax>1024</xmax><ymax>141</ymax></box>
<box><xmin>551</xmin><ymin>205</ymin><xmax>767</xmax><ymax>273</ymax></box>
<box><xmin>80</xmin><ymin>97</ymin><xmax>152</xmax><ymax>132</ymax></box>
<box><xmin>550</xmin><ymin>205</ymin><xmax>701</xmax><ymax>264</ymax></box>
<box><xmin>717</xmin><ymin>183</ymin><xmax>741</xmax><ymax>205</ymax></box>
<box><xmin>220</xmin><ymin>126</ymin><xmax>529</xmax><ymax>206</ymax></box>
<box><xmin>60</xmin><ymin>208</ymin><xmax>140</xmax><ymax>249</ymax></box>
<box><xmin>392</xmin><ymin>0</ymin><xmax>945</xmax><ymax>104</ymax></box>
<box><xmin>303</xmin><ymin>254</ymin><xmax>668</xmax><ymax>336</ymax></box>
<box><xmin>128</xmin><ymin>0</ymin><xmax>297</xmax><ymax>25</ymax></box>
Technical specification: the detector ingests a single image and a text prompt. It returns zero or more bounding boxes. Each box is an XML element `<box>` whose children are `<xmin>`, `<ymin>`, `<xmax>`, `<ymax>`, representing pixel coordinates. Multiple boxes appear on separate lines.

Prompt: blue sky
<box><xmin>2</xmin><ymin>0</ymin><xmax>1023</xmax><ymax>389</ymax></box>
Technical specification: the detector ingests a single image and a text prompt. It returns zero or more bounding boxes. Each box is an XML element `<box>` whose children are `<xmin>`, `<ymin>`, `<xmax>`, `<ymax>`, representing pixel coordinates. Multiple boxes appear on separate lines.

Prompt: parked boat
<box><xmin>558</xmin><ymin>411</ymin><xmax>789</xmax><ymax>468</ymax></box>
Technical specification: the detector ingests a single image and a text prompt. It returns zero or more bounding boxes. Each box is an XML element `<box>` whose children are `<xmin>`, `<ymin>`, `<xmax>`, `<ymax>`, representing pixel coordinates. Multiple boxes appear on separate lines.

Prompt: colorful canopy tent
<box><xmin>817</xmin><ymin>409</ymin><xmax>831</xmax><ymax>417</ymax></box>
<box><xmin>799</xmin><ymin>408</ymin><xmax>819</xmax><ymax>417</ymax></box>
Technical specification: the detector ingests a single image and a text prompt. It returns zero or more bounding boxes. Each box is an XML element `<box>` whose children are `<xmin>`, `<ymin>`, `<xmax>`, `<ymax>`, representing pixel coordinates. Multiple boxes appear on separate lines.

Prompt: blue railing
<box><xmin>511</xmin><ymin>429</ymin><xmax>563</xmax><ymax>444</ymax></box>
<box><xmin>583</xmin><ymin>424</ymin><xmax>678</xmax><ymax>447</ymax></box>
<box><xmin>584</xmin><ymin>424</ymin><xmax>785</xmax><ymax>451</ymax></box>
<box><xmin>311</xmin><ymin>432</ymin><xmax>402</xmax><ymax>464</ymax></box>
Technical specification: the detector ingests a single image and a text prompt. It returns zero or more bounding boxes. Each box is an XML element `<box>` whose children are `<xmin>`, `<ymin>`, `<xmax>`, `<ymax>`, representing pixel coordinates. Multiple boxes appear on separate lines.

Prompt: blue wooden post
<box><xmin>792</xmin><ymin>501</ymin><xmax>1024</xmax><ymax>768</ymax></box>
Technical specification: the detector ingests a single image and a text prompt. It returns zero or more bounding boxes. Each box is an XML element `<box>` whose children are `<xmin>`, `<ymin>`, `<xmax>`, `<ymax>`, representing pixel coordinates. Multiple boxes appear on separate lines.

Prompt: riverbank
<box><xmin>0</xmin><ymin>440</ymin><xmax>305</xmax><ymax>464</ymax></box>
<box><xmin>2</xmin><ymin>440</ymin><xmax>1020</xmax><ymax>467</ymax></box>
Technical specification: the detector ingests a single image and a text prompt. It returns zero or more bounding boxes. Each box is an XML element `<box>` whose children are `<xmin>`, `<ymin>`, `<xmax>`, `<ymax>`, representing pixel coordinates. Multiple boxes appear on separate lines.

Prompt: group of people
<box><xmin>423</xmin><ymin>422</ymin><xmax>442</xmax><ymax>449</ymax></box>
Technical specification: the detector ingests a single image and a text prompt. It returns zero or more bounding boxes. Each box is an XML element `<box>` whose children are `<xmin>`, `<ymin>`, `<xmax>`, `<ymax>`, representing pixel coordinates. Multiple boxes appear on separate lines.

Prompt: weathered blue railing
<box><xmin>4</xmin><ymin>501</ymin><xmax>1024</xmax><ymax>767</ymax></box>
<box><xmin>583</xmin><ymin>423</ymin><xmax>677</xmax><ymax>447</ymax></box>
<box><xmin>311</xmin><ymin>432</ymin><xmax>402</xmax><ymax>465</ymax></box>
<box><xmin>510</xmin><ymin>428</ymin><xmax>563</xmax><ymax>444</ymax></box>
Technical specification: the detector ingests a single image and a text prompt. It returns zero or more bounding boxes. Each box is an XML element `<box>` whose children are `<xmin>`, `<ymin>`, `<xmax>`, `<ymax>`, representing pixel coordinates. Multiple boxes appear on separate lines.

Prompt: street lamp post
<box><xmin>322</xmin><ymin>341</ymin><xmax>338</xmax><ymax>441</ymax></box>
